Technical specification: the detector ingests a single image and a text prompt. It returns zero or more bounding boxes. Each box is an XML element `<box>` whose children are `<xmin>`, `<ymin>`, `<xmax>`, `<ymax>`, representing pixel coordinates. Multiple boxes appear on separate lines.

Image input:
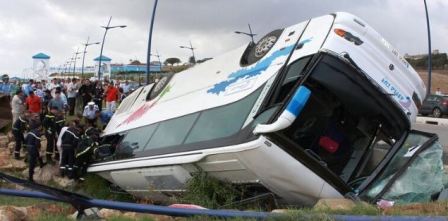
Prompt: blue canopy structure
<box><xmin>93</xmin><ymin>55</ymin><xmax>112</xmax><ymax>62</ymax></box>
<box><xmin>32</xmin><ymin>53</ymin><xmax>50</xmax><ymax>59</ymax></box>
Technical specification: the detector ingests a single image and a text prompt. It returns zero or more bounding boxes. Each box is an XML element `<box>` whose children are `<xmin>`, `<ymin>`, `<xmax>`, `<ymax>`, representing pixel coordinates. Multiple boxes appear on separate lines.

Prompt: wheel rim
<box><xmin>255</xmin><ymin>36</ymin><xmax>277</xmax><ymax>58</ymax></box>
<box><xmin>433</xmin><ymin>108</ymin><xmax>441</xmax><ymax>118</ymax></box>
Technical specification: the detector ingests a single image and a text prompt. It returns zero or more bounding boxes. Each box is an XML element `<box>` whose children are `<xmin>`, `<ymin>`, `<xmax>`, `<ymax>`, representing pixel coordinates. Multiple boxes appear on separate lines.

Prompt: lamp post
<box><xmin>64</xmin><ymin>61</ymin><xmax>71</xmax><ymax>75</ymax></box>
<box><xmin>423</xmin><ymin>0</ymin><xmax>432</xmax><ymax>95</ymax></box>
<box><xmin>82</xmin><ymin>37</ymin><xmax>100</xmax><ymax>79</ymax></box>
<box><xmin>234</xmin><ymin>24</ymin><xmax>256</xmax><ymax>44</ymax></box>
<box><xmin>150</xmin><ymin>51</ymin><xmax>162</xmax><ymax>80</ymax></box>
<box><xmin>72</xmin><ymin>48</ymin><xmax>82</xmax><ymax>78</ymax></box>
<box><xmin>97</xmin><ymin>16</ymin><xmax>126</xmax><ymax>81</ymax></box>
<box><xmin>180</xmin><ymin>41</ymin><xmax>196</xmax><ymax>64</ymax></box>
<box><xmin>146</xmin><ymin>0</ymin><xmax>159</xmax><ymax>85</ymax></box>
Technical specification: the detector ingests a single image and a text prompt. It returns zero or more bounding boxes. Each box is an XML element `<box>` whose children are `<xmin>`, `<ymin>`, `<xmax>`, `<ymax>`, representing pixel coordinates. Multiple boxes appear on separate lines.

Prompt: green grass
<box><xmin>34</xmin><ymin>214</ymin><xmax>73</xmax><ymax>221</ymax></box>
<box><xmin>180</xmin><ymin>170</ymin><xmax>241</xmax><ymax>209</ymax></box>
<box><xmin>0</xmin><ymin>196</ymin><xmax>49</xmax><ymax>207</ymax></box>
<box><xmin>74</xmin><ymin>174</ymin><xmax>135</xmax><ymax>202</ymax></box>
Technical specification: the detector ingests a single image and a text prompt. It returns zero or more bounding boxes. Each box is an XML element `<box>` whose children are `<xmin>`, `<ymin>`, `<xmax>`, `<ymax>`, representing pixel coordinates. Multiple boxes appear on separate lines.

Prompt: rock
<box><xmin>98</xmin><ymin>208</ymin><xmax>122</xmax><ymax>219</ymax></box>
<box><xmin>53</xmin><ymin>176</ymin><xmax>75</xmax><ymax>188</ymax></box>
<box><xmin>7</xmin><ymin>132</ymin><xmax>13</xmax><ymax>142</ymax></box>
<box><xmin>9</xmin><ymin>158</ymin><xmax>27</xmax><ymax>170</ymax></box>
<box><xmin>0</xmin><ymin>135</ymin><xmax>9</xmax><ymax>148</ymax></box>
<box><xmin>7</xmin><ymin>142</ymin><xmax>15</xmax><ymax>155</ymax></box>
<box><xmin>313</xmin><ymin>198</ymin><xmax>368</xmax><ymax>211</ymax></box>
<box><xmin>271</xmin><ymin>209</ymin><xmax>290</xmax><ymax>214</ymax></box>
<box><xmin>70</xmin><ymin>208</ymin><xmax>101</xmax><ymax>220</ymax></box>
<box><xmin>0</xmin><ymin>206</ymin><xmax>27</xmax><ymax>221</ymax></box>
<box><xmin>14</xmin><ymin>184</ymin><xmax>25</xmax><ymax>190</ymax></box>
<box><xmin>33</xmin><ymin>164</ymin><xmax>59</xmax><ymax>183</ymax></box>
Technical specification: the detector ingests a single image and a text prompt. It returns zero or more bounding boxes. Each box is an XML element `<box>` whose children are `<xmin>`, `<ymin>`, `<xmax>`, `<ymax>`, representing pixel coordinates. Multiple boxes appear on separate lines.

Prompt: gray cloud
<box><xmin>0</xmin><ymin>0</ymin><xmax>446</xmax><ymax>77</ymax></box>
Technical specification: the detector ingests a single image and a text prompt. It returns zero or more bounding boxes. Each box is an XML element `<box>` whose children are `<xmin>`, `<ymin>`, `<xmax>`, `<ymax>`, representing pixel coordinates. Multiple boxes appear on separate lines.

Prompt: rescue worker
<box><xmin>54</xmin><ymin>111</ymin><xmax>66</xmax><ymax>160</ymax></box>
<box><xmin>75</xmin><ymin>126</ymin><xmax>99</xmax><ymax>180</ymax></box>
<box><xmin>42</xmin><ymin>106</ymin><xmax>57</xmax><ymax>163</ymax></box>
<box><xmin>25</xmin><ymin>120</ymin><xmax>45</xmax><ymax>182</ymax></box>
<box><xmin>12</xmin><ymin>114</ymin><xmax>28</xmax><ymax>159</ymax></box>
<box><xmin>60</xmin><ymin>119</ymin><xmax>80</xmax><ymax>179</ymax></box>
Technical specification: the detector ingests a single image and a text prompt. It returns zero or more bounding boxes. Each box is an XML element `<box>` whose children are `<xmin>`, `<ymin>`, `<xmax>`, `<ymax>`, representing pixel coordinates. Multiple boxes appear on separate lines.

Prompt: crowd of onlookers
<box><xmin>0</xmin><ymin>74</ymin><xmax>133</xmax><ymax>182</ymax></box>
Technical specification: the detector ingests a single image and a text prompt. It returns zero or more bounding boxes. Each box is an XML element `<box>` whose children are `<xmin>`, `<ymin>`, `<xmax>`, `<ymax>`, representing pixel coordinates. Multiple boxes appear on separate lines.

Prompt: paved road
<box><xmin>412</xmin><ymin>123</ymin><xmax>448</xmax><ymax>148</ymax></box>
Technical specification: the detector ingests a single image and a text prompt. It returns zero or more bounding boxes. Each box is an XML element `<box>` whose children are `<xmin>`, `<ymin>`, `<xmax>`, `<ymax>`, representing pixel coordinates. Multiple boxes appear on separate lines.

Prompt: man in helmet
<box><xmin>0</xmin><ymin>74</ymin><xmax>12</xmax><ymax>98</ymax></box>
<box><xmin>75</xmin><ymin>126</ymin><xmax>100</xmax><ymax>180</ymax></box>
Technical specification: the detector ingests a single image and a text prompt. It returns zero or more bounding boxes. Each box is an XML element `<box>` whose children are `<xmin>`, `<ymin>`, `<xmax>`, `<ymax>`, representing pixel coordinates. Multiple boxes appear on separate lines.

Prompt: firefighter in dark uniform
<box><xmin>12</xmin><ymin>115</ymin><xmax>28</xmax><ymax>159</ymax></box>
<box><xmin>75</xmin><ymin>126</ymin><xmax>99</xmax><ymax>180</ymax></box>
<box><xmin>25</xmin><ymin>120</ymin><xmax>45</xmax><ymax>182</ymax></box>
<box><xmin>60</xmin><ymin>120</ymin><xmax>80</xmax><ymax>179</ymax></box>
<box><xmin>42</xmin><ymin>107</ymin><xmax>57</xmax><ymax>163</ymax></box>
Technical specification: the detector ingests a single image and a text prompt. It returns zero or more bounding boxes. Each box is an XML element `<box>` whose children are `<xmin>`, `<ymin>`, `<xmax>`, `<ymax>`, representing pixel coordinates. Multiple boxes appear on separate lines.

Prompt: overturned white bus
<box><xmin>88</xmin><ymin>12</ymin><xmax>446</xmax><ymax>205</ymax></box>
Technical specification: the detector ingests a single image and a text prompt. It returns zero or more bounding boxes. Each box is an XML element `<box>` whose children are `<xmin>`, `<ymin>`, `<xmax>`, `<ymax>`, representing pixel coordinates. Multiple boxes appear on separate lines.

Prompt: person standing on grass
<box><xmin>41</xmin><ymin>89</ymin><xmax>52</xmax><ymax>119</ymax></box>
<box><xmin>67</xmin><ymin>78</ymin><xmax>79</xmax><ymax>116</ymax></box>
<box><xmin>12</xmin><ymin>114</ymin><xmax>28</xmax><ymax>159</ymax></box>
<box><xmin>47</xmin><ymin>89</ymin><xmax>64</xmax><ymax>113</ymax></box>
<box><xmin>25</xmin><ymin>120</ymin><xmax>45</xmax><ymax>182</ymax></box>
<box><xmin>25</xmin><ymin>90</ymin><xmax>41</xmax><ymax>115</ymax></box>
<box><xmin>60</xmin><ymin>119</ymin><xmax>81</xmax><ymax>179</ymax></box>
<box><xmin>11</xmin><ymin>89</ymin><xmax>25</xmax><ymax>125</ymax></box>
<box><xmin>79</xmin><ymin>79</ymin><xmax>94</xmax><ymax>108</ymax></box>
<box><xmin>93</xmin><ymin>80</ymin><xmax>104</xmax><ymax>111</ymax></box>
<box><xmin>105</xmin><ymin>81</ymin><xmax>119</xmax><ymax>113</ymax></box>
<box><xmin>43</xmin><ymin>106</ymin><xmax>58</xmax><ymax>163</ymax></box>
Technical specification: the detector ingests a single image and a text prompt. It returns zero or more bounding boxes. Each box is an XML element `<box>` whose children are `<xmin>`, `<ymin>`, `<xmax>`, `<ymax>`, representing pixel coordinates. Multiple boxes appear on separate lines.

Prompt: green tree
<box><xmin>164</xmin><ymin>57</ymin><xmax>181</xmax><ymax>66</ymax></box>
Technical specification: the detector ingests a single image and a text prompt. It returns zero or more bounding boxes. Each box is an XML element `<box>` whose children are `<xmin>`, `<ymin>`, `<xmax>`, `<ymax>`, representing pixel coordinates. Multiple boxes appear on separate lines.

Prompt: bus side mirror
<box><xmin>253</xmin><ymin>86</ymin><xmax>311</xmax><ymax>134</ymax></box>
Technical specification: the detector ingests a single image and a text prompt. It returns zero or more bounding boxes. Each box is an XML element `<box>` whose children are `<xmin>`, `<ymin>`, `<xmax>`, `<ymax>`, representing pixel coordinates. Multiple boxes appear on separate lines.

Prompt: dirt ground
<box><xmin>417</xmin><ymin>69</ymin><xmax>448</xmax><ymax>94</ymax></box>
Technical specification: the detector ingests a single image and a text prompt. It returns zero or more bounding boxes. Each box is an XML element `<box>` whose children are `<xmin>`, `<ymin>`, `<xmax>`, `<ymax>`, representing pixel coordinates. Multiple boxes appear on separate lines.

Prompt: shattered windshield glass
<box><xmin>364</xmin><ymin>133</ymin><xmax>448</xmax><ymax>203</ymax></box>
<box><xmin>364</xmin><ymin>133</ymin><xmax>429</xmax><ymax>199</ymax></box>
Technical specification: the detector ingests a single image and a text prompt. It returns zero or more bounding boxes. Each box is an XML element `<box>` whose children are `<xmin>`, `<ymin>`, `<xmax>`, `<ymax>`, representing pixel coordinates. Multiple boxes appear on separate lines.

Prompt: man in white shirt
<box><xmin>83</xmin><ymin>101</ymin><xmax>100</xmax><ymax>126</ymax></box>
<box><xmin>67</xmin><ymin>78</ymin><xmax>79</xmax><ymax>116</ymax></box>
<box><xmin>122</xmin><ymin>80</ymin><xmax>131</xmax><ymax>94</ymax></box>
<box><xmin>11</xmin><ymin>89</ymin><xmax>25</xmax><ymax>124</ymax></box>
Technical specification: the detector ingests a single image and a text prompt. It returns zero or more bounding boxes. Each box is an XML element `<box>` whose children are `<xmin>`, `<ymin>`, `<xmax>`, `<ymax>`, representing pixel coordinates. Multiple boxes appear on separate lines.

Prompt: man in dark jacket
<box><xmin>42</xmin><ymin>107</ymin><xmax>57</xmax><ymax>163</ymax></box>
<box><xmin>12</xmin><ymin>114</ymin><xmax>28</xmax><ymax>159</ymax></box>
<box><xmin>78</xmin><ymin>79</ymin><xmax>94</xmax><ymax>108</ymax></box>
<box><xmin>60</xmin><ymin>119</ymin><xmax>81</xmax><ymax>179</ymax></box>
<box><xmin>75</xmin><ymin>126</ymin><xmax>99</xmax><ymax>180</ymax></box>
<box><xmin>25</xmin><ymin>120</ymin><xmax>45</xmax><ymax>182</ymax></box>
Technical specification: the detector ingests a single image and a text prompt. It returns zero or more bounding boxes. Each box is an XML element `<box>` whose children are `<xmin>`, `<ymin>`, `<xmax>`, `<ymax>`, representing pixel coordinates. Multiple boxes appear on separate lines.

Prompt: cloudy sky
<box><xmin>0</xmin><ymin>0</ymin><xmax>447</xmax><ymax>77</ymax></box>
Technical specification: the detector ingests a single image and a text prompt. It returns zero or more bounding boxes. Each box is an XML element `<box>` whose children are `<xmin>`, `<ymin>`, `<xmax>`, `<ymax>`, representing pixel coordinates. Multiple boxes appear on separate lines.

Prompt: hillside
<box><xmin>417</xmin><ymin>69</ymin><xmax>448</xmax><ymax>94</ymax></box>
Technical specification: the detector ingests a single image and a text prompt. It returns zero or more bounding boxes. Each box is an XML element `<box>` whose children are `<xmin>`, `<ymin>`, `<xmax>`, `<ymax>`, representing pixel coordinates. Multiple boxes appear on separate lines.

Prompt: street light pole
<box><xmin>146</xmin><ymin>0</ymin><xmax>159</xmax><ymax>85</ymax></box>
<box><xmin>97</xmin><ymin>16</ymin><xmax>127</xmax><ymax>81</ymax></box>
<box><xmin>180</xmin><ymin>41</ymin><xmax>196</xmax><ymax>64</ymax></box>
<box><xmin>235</xmin><ymin>23</ymin><xmax>257</xmax><ymax>44</ymax></box>
<box><xmin>72</xmin><ymin>48</ymin><xmax>82</xmax><ymax>78</ymax></box>
<box><xmin>81</xmin><ymin>37</ymin><xmax>101</xmax><ymax>79</ymax></box>
<box><xmin>150</xmin><ymin>50</ymin><xmax>162</xmax><ymax>79</ymax></box>
<box><xmin>423</xmin><ymin>0</ymin><xmax>432</xmax><ymax>95</ymax></box>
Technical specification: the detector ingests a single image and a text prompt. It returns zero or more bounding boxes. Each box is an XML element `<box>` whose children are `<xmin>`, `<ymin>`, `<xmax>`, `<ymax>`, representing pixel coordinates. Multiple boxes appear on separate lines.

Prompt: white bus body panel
<box><xmin>93</xmin><ymin>136</ymin><xmax>341</xmax><ymax>205</ymax></box>
<box><xmin>321</xmin><ymin>12</ymin><xmax>425</xmax><ymax>122</ymax></box>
